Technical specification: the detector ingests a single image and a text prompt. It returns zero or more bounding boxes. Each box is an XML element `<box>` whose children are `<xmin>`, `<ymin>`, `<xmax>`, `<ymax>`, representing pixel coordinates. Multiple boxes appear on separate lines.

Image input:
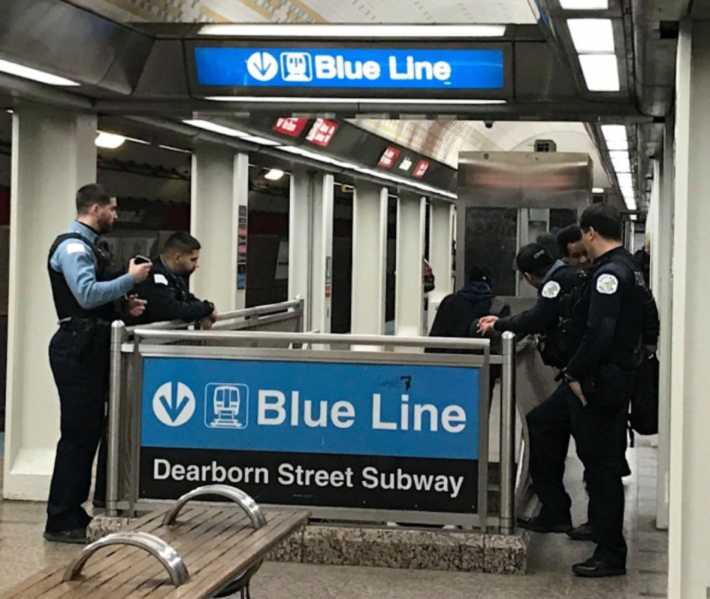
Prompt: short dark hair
<box><xmin>76</xmin><ymin>184</ymin><xmax>112</xmax><ymax>214</ymax></box>
<box><xmin>556</xmin><ymin>225</ymin><xmax>583</xmax><ymax>257</ymax></box>
<box><xmin>580</xmin><ymin>204</ymin><xmax>622</xmax><ymax>241</ymax></box>
<box><xmin>163</xmin><ymin>231</ymin><xmax>201</xmax><ymax>255</ymax></box>
<box><xmin>536</xmin><ymin>233</ymin><xmax>559</xmax><ymax>260</ymax></box>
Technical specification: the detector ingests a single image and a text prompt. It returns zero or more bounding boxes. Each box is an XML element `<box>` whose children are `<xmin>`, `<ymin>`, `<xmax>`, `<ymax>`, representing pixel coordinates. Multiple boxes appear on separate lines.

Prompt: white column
<box><xmin>191</xmin><ymin>144</ymin><xmax>248</xmax><ymax>312</ymax></box>
<box><xmin>668</xmin><ymin>20</ymin><xmax>710</xmax><ymax>598</ymax></box>
<box><xmin>427</xmin><ymin>201</ymin><xmax>455</xmax><ymax>332</ymax></box>
<box><xmin>4</xmin><ymin>104</ymin><xmax>96</xmax><ymax>500</ymax></box>
<box><xmin>310</xmin><ymin>173</ymin><xmax>334</xmax><ymax>334</ymax></box>
<box><xmin>655</xmin><ymin>124</ymin><xmax>675</xmax><ymax>531</ymax></box>
<box><xmin>351</xmin><ymin>182</ymin><xmax>388</xmax><ymax>336</ymax></box>
<box><xmin>288</xmin><ymin>168</ymin><xmax>313</xmax><ymax>329</ymax></box>
<box><xmin>395</xmin><ymin>193</ymin><xmax>426</xmax><ymax>341</ymax></box>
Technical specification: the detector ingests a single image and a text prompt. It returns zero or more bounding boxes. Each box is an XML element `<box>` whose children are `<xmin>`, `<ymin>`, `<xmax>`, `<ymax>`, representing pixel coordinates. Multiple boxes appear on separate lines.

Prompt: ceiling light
<box><xmin>617</xmin><ymin>174</ymin><xmax>633</xmax><ymax>188</ymax></box>
<box><xmin>159</xmin><ymin>144</ymin><xmax>192</xmax><ymax>154</ymax></box>
<box><xmin>264</xmin><ymin>169</ymin><xmax>285</xmax><ymax>181</ymax></box>
<box><xmin>624</xmin><ymin>196</ymin><xmax>637</xmax><ymax>210</ymax></box>
<box><xmin>0</xmin><ymin>58</ymin><xmax>80</xmax><ymax>86</ymax></box>
<box><xmin>630</xmin><ymin>214</ymin><xmax>638</xmax><ymax>221</ymax></box>
<box><xmin>569</xmin><ymin>19</ymin><xmax>615</xmax><ymax>53</ymax></box>
<box><xmin>593</xmin><ymin>187</ymin><xmax>604</xmax><ymax>193</ymax></box>
<box><xmin>579</xmin><ymin>55</ymin><xmax>619</xmax><ymax>91</ymax></box>
<box><xmin>605</xmin><ymin>138</ymin><xmax>628</xmax><ymax>151</ymax></box>
<box><xmin>206</xmin><ymin>96</ymin><xmax>506</xmax><ymax>105</ymax></box>
<box><xmin>601</xmin><ymin>124</ymin><xmax>626</xmax><ymax>141</ymax></box>
<box><xmin>183</xmin><ymin>119</ymin><xmax>246</xmax><ymax>138</ymax></box>
<box><xmin>123</xmin><ymin>135</ymin><xmax>151</xmax><ymax>146</ymax></box>
<box><xmin>199</xmin><ymin>24</ymin><xmax>507</xmax><ymax>38</ymax></box>
<box><xmin>560</xmin><ymin>0</ymin><xmax>609</xmax><ymax>8</ymax></box>
<box><xmin>95</xmin><ymin>132</ymin><xmax>125</xmax><ymax>149</ymax></box>
<box><xmin>240</xmin><ymin>135</ymin><xmax>281</xmax><ymax>146</ymax></box>
<box><xmin>611</xmin><ymin>154</ymin><xmax>631</xmax><ymax>173</ymax></box>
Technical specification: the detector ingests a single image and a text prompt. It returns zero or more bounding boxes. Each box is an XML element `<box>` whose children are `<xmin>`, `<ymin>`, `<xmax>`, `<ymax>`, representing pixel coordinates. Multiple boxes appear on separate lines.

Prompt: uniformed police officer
<box><xmin>45</xmin><ymin>184</ymin><xmax>151</xmax><ymax>543</ymax></box>
<box><xmin>127</xmin><ymin>231</ymin><xmax>217</xmax><ymax>327</ymax></box>
<box><xmin>478</xmin><ymin>242</ymin><xmax>584</xmax><ymax>369</ymax></box>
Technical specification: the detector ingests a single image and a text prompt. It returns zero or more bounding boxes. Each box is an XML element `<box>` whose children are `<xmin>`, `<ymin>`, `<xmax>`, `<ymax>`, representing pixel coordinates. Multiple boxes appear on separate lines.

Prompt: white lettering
<box><xmin>414</xmin><ymin>60</ymin><xmax>433</xmax><ymax>80</ymax></box>
<box><xmin>389</xmin><ymin>56</ymin><xmax>409</xmax><ymax>80</ymax></box>
<box><xmin>400</xmin><ymin>394</ymin><xmax>409</xmax><ymax>431</ymax></box>
<box><xmin>172</xmin><ymin>464</ymin><xmax>185</xmax><ymax>481</ymax></box>
<box><xmin>449</xmin><ymin>476</ymin><xmax>464</xmax><ymax>499</ymax></box>
<box><xmin>315</xmin><ymin>55</ymin><xmax>337</xmax><ymax>79</ymax></box>
<box><xmin>441</xmin><ymin>405</ymin><xmax>466</xmax><ymax>433</ymax></box>
<box><xmin>372</xmin><ymin>394</ymin><xmax>397</xmax><ymax>430</ymax></box>
<box><xmin>433</xmin><ymin>61</ymin><xmax>451</xmax><ymax>81</ymax></box>
<box><xmin>414</xmin><ymin>404</ymin><xmax>439</xmax><ymax>432</ymax></box>
<box><xmin>304</xmin><ymin>400</ymin><xmax>329</xmax><ymax>428</ymax></box>
<box><xmin>362</xmin><ymin>466</ymin><xmax>379</xmax><ymax>489</ymax></box>
<box><xmin>331</xmin><ymin>401</ymin><xmax>355</xmax><ymax>429</ymax></box>
<box><xmin>154</xmin><ymin>459</ymin><xmax>170</xmax><ymax>480</ymax></box>
<box><xmin>363</xmin><ymin>60</ymin><xmax>380</xmax><ymax>80</ymax></box>
<box><xmin>291</xmin><ymin>391</ymin><xmax>299</xmax><ymax>426</ymax></box>
<box><xmin>186</xmin><ymin>465</ymin><xmax>200</xmax><ymax>481</ymax></box>
<box><xmin>258</xmin><ymin>390</ymin><xmax>286</xmax><ymax>425</ymax></box>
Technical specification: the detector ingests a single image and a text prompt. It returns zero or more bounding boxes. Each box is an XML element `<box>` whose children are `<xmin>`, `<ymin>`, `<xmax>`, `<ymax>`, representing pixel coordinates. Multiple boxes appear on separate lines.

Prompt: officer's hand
<box><xmin>198</xmin><ymin>316</ymin><xmax>214</xmax><ymax>330</ymax></box>
<box><xmin>129</xmin><ymin>259</ymin><xmax>152</xmax><ymax>283</ymax></box>
<box><xmin>477</xmin><ymin>316</ymin><xmax>498</xmax><ymax>335</ymax></box>
<box><xmin>127</xmin><ymin>295</ymin><xmax>147</xmax><ymax>317</ymax></box>
<box><xmin>209</xmin><ymin>309</ymin><xmax>218</xmax><ymax>322</ymax></box>
<box><xmin>569</xmin><ymin>380</ymin><xmax>588</xmax><ymax>407</ymax></box>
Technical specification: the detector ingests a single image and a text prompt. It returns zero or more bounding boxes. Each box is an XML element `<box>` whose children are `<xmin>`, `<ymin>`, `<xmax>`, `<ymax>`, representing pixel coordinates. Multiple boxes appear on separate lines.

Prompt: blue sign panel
<box><xmin>194</xmin><ymin>47</ymin><xmax>504</xmax><ymax>91</ymax></box>
<box><xmin>139</xmin><ymin>357</ymin><xmax>481</xmax><ymax>513</ymax></box>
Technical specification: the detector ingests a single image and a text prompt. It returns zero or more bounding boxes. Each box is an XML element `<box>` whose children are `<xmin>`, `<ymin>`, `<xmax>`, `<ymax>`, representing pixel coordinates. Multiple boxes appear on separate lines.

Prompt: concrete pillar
<box><xmin>190</xmin><ymin>144</ymin><xmax>249</xmax><ymax>312</ymax></box>
<box><xmin>427</xmin><ymin>201</ymin><xmax>455</xmax><ymax>332</ymax></box>
<box><xmin>668</xmin><ymin>20</ymin><xmax>710</xmax><ymax>598</ymax></box>
<box><xmin>655</xmin><ymin>124</ymin><xmax>675</xmax><ymax>531</ymax></box>
<box><xmin>351</xmin><ymin>182</ymin><xmax>388</xmax><ymax>337</ymax></box>
<box><xmin>310</xmin><ymin>173</ymin><xmax>334</xmax><ymax>335</ymax></box>
<box><xmin>4</xmin><ymin>104</ymin><xmax>96</xmax><ymax>500</ymax></box>
<box><xmin>395</xmin><ymin>193</ymin><xmax>426</xmax><ymax>340</ymax></box>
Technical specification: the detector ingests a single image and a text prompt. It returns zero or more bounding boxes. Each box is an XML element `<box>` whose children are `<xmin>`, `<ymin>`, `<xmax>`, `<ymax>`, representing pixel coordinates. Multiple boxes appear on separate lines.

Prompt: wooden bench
<box><xmin>1</xmin><ymin>485</ymin><xmax>309</xmax><ymax>599</ymax></box>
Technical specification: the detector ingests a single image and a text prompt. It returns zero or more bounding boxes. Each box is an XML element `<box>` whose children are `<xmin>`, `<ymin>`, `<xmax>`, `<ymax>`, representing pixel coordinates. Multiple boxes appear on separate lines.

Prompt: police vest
<box><xmin>47</xmin><ymin>233</ymin><xmax>115</xmax><ymax>321</ymax></box>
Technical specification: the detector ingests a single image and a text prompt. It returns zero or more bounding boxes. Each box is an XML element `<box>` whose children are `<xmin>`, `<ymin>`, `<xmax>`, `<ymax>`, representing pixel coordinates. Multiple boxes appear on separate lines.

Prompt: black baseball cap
<box><xmin>515</xmin><ymin>243</ymin><xmax>555</xmax><ymax>274</ymax></box>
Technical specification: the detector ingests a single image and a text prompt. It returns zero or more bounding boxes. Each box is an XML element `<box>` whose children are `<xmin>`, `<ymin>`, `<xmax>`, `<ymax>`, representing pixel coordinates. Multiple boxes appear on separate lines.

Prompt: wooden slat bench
<box><xmin>1</xmin><ymin>485</ymin><xmax>309</xmax><ymax>599</ymax></box>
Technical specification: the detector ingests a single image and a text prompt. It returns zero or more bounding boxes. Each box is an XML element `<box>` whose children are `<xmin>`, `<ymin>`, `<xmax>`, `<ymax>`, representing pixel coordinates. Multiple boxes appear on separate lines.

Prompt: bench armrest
<box><xmin>63</xmin><ymin>531</ymin><xmax>189</xmax><ymax>586</ymax></box>
<box><xmin>163</xmin><ymin>484</ymin><xmax>266</xmax><ymax>529</ymax></box>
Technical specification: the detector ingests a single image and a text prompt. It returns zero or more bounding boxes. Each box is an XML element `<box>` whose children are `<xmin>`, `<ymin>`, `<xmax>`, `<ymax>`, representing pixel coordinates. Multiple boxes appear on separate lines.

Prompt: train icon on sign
<box><xmin>205</xmin><ymin>383</ymin><xmax>250</xmax><ymax>429</ymax></box>
<box><xmin>281</xmin><ymin>52</ymin><xmax>312</xmax><ymax>82</ymax></box>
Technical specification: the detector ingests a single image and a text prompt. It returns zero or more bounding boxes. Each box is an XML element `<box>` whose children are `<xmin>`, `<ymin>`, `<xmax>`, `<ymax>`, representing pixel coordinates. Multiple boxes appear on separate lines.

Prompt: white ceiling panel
<box><xmin>73</xmin><ymin>0</ymin><xmax>537</xmax><ymax>23</ymax></box>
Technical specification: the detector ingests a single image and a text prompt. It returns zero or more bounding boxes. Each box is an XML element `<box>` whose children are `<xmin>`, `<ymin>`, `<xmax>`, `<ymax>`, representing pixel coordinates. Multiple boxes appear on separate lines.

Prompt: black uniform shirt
<box><xmin>127</xmin><ymin>257</ymin><xmax>214</xmax><ymax>325</ymax></box>
<box><xmin>495</xmin><ymin>261</ymin><xmax>583</xmax><ymax>338</ymax></box>
<box><xmin>566</xmin><ymin>247</ymin><xmax>645</xmax><ymax>380</ymax></box>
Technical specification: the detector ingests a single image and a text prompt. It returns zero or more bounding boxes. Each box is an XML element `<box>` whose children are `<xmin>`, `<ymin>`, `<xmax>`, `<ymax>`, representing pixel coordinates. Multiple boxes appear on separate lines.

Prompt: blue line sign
<box><xmin>194</xmin><ymin>47</ymin><xmax>505</xmax><ymax>91</ymax></box>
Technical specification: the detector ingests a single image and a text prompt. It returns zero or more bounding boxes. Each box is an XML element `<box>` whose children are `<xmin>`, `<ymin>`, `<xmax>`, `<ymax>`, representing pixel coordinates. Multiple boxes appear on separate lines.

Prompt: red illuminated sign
<box><xmin>272</xmin><ymin>117</ymin><xmax>308</xmax><ymax>137</ymax></box>
<box><xmin>413</xmin><ymin>160</ymin><xmax>430</xmax><ymax>179</ymax></box>
<box><xmin>306</xmin><ymin>119</ymin><xmax>338</xmax><ymax>147</ymax></box>
<box><xmin>378</xmin><ymin>146</ymin><xmax>400</xmax><ymax>169</ymax></box>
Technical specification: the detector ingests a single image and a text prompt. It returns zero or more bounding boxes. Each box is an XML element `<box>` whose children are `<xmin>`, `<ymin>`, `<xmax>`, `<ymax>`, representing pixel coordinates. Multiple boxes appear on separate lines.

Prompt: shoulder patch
<box><xmin>154</xmin><ymin>274</ymin><xmax>168</xmax><ymax>285</ymax></box>
<box><xmin>65</xmin><ymin>242</ymin><xmax>86</xmax><ymax>255</ymax></box>
<box><xmin>596</xmin><ymin>273</ymin><xmax>619</xmax><ymax>295</ymax></box>
<box><xmin>541</xmin><ymin>281</ymin><xmax>561</xmax><ymax>299</ymax></box>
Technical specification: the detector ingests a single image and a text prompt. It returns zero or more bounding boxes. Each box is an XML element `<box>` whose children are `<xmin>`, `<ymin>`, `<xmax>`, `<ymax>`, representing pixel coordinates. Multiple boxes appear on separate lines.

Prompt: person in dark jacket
<box><xmin>128</xmin><ymin>231</ymin><xmax>217</xmax><ymax>327</ymax></box>
<box><xmin>428</xmin><ymin>265</ymin><xmax>511</xmax><ymax>344</ymax></box>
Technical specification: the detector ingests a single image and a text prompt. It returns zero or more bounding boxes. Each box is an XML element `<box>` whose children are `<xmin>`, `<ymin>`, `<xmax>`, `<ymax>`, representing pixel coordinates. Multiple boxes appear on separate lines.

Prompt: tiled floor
<box><xmin>0</xmin><ymin>441</ymin><xmax>668</xmax><ymax>599</ymax></box>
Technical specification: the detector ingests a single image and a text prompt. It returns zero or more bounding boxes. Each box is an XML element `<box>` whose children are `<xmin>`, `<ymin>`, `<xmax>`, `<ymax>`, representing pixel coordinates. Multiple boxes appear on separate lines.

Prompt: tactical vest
<box><xmin>47</xmin><ymin>232</ymin><xmax>115</xmax><ymax>321</ymax></box>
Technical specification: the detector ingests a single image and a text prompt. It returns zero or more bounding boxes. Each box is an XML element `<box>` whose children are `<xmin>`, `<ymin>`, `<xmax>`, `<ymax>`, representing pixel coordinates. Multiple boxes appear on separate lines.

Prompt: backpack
<box><xmin>629</xmin><ymin>350</ymin><xmax>660</xmax><ymax>435</ymax></box>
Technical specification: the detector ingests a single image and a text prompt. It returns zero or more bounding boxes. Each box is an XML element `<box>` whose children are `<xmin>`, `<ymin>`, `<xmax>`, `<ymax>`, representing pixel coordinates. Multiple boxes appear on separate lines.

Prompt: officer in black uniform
<box><xmin>478</xmin><ymin>243</ymin><xmax>585</xmax><ymax>369</ymax></box>
<box><xmin>128</xmin><ymin>231</ymin><xmax>217</xmax><ymax>327</ymax></box>
<box><xmin>45</xmin><ymin>184</ymin><xmax>151</xmax><ymax>543</ymax></box>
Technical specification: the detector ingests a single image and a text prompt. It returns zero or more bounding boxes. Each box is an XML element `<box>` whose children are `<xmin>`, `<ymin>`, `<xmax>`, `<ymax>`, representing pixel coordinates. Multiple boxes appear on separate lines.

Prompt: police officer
<box><xmin>478</xmin><ymin>243</ymin><xmax>584</xmax><ymax>369</ymax></box>
<box><xmin>128</xmin><ymin>231</ymin><xmax>217</xmax><ymax>327</ymax></box>
<box><xmin>45</xmin><ymin>184</ymin><xmax>151</xmax><ymax>543</ymax></box>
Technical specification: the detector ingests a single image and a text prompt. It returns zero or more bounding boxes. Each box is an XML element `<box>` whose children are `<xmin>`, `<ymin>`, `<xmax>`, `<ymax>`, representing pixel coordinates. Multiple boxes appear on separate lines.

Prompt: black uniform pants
<box><xmin>46</xmin><ymin>325</ymin><xmax>110</xmax><ymax>532</ymax></box>
<box><xmin>527</xmin><ymin>374</ymin><xmax>631</xmax><ymax>566</ymax></box>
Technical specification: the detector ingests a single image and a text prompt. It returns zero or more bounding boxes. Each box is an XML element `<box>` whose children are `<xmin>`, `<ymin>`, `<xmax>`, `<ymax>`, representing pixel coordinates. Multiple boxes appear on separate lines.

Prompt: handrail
<box><xmin>163</xmin><ymin>484</ymin><xmax>266</xmax><ymax>529</ymax></box>
<box><xmin>131</xmin><ymin>329</ymin><xmax>491</xmax><ymax>352</ymax></box>
<box><xmin>125</xmin><ymin>299</ymin><xmax>303</xmax><ymax>334</ymax></box>
<box><xmin>62</xmin><ymin>531</ymin><xmax>189</xmax><ymax>586</ymax></box>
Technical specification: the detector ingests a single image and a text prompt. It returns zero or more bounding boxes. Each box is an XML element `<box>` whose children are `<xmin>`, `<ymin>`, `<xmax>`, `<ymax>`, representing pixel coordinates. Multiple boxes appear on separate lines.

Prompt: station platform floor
<box><xmin>0</xmin><ymin>439</ymin><xmax>667</xmax><ymax>599</ymax></box>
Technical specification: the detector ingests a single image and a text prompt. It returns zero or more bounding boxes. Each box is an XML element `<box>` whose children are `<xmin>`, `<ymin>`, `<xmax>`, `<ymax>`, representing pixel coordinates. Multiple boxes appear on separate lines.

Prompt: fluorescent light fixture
<box><xmin>95</xmin><ymin>131</ymin><xmax>125</xmax><ymax>149</ymax></box>
<box><xmin>601</xmin><ymin>124</ymin><xmax>626</xmax><ymax>141</ymax></box>
<box><xmin>0</xmin><ymin>58</ymin><xmax>80</xmax><ymax>86</ymax></box>
<box><xmin>123</xmin><ymin>135</ymin><xmax>151</xmax><ymax>146</ymax></box>
<box><xmin>240</xmin><ymin>134</ymin><xmax>281</xmax><ymax>146</ymax></box>
<box><xmin>593</xmin><ymin>187</ymin><xmax>604</xmax><ymax>193</ymax></box>
<box><xmin>624</xmin><ymin>195</ymin><xmax>637</xmax><ymax>210</ymax></box>
<box><xmin>264</xmin><ymin>169</ymin><xmax>285</xmax><ymax>181</ymax></box>
<box><xmin>611</xmin><ymin>154</ymin><xmax>631</xmax><ymax>173</ymax></box>
<box><xmin>199</xmin><ymin>24</ymin><xmax>507</xmax><ymax>38</ymax></box>
<box><xmin>568</xmin><ymin>19</ymin><xmax>615</xmax><ymax>53</ymax></box>
<box><xmin>183</xmin><ymin>119</ymin><xmax>246</xmax><ymax>138</ymax></box>
<box><xmin>605</xmin><ymin>138</ymin><xmax>628</xmax><ymax>151</ymax></box>
<box><xmin>579</xmin><ymin>55</ymin><xmax>619</xmax><ymax>91</ymax></box>
<box><xmin>159</xmin><ymin>144</ymin><xmax>192</xmax><ymax>154</ymax></box>
<box><xmin>630</xmin><ymin>214</ymin><xmax>638</xmax><ymax>221</ymax></box>
<box><xmin>617</xmin><ymin>174</ymin><xmax>633</xmax><ymax>188</ymax></box>
<box><xmin>560</xmin><ymin>0</ymin><xmax>609</xmax><ymax>8</ymax></box>
<box><xmin>207</xmin><ymin>96</ymin><xmax>506</xmax><ymax>106</ymax></box>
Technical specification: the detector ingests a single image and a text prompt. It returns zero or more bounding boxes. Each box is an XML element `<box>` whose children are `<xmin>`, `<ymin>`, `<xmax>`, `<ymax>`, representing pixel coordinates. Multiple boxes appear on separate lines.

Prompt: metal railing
<box><xmin>105</xmin><ymin>306</ymin><xmax>555</xmax><ymax>535</ymax></box>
